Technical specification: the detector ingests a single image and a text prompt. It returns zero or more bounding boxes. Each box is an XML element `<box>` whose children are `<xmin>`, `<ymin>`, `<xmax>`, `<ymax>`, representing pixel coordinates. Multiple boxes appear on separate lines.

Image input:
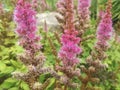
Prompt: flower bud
<box><xmin>88</xmin><ymin>66</ymin><xmax>95</xmax><ymax>72</ymax></box>
<box><xmin>90</xmin><ymin>78</ymin><xmax>100</xmax><ymax>83</ymax></box>
<box><xmin>33</xmin><ymin>82</ymin><xmax>41</xmax><ymax>89</ymax></box>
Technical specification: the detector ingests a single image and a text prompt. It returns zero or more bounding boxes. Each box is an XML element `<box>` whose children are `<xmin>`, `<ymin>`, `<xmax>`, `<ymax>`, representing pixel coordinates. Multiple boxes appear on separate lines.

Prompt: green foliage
<box><xmin>0</xmin><ymin>0</ymin><xmax>120</xmax><ymax>90</ymax></box>
<box><xmin>90</xmin><ymin>0</ymin><xmax>120</xmax><ymax>24</ymax></box>
<box><xmin>0</xmin><ymin>0</ymin><xmax>15</xmax><ymax>11</ymax></box>
<box><xmin>46</xmin><ymin>0</ymin><xmax>58</xmax><ymax>10</ymax></box>
<box><xmin>0</xmin><ymin>5</ymin><xmax>27</xmax><ymax>89</ymax></box>
<box><xmin>112</xmin><ymin>0</ymin><xmax>120</xmax><ymax>22</ymax></box>
<box><xmin>46</xmin><ymin>78</ymin><xmax>55</xmax><ymax>90</ymax></box>
<box><xmin>0</xmin><ymin>78</ymin><xmax>17</xmax><ymax>89</ymax></box>
<box><xmin>39</xmin><ymin>27</ymin><xmax>60</xmax><ymax>66</ymax></box>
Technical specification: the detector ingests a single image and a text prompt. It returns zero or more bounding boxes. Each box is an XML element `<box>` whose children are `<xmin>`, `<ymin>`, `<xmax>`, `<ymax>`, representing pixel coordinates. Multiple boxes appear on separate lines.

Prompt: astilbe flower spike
<box><xmin>13</xmin><ymin>0</ymin><xmax>50</xmax><ymax>89</ymax></box>
<box><xmin>14</xmin><ymin>0</ymin><xmax>41</xmax><ymax>52</ymax></box>
<box><xmin>58</xmin><ymin>0</ymin><xmax>82</xmax><ymax>67</ymax></box>
<box><xmin>14</xmin><ymin>0</ymin><xmax>80</xmax><ymax>89</ymax></box>
<box><xmin>0</xmin><ymin>3</ymin><xmax>3</xmax><ymax>14</ymax></box>
<box><xmin>79</xmin><ymin>1</ymin><xmax>113</xmax><ymax>90</ymax></box>
<box><xmin>14</xmin><ymin>0</ymin><xmax>36</xmax><ymax>36</ymax></box>
<box><xmin>78</xmin><ymin>0</ymin><xmax>113</xmax><ymax>90</ymax></box>
<box><xmin>78</xmin><ymin>0</ymin><xmax>91</xmax><ymax>18</ymax></box>
<box><xmin>54</xmin><ymin>0</ymin><xmax>82</xmax><ymax>88</ymax></box>
<box><xmin>77</xmin><ymin>0</ymin><xmax>91</xmax><ymax>36</ymax></box>
<box><xmin>96</xmin><ymin>0</ymin><xmax>113</xmax><ymax>48</ymax></box>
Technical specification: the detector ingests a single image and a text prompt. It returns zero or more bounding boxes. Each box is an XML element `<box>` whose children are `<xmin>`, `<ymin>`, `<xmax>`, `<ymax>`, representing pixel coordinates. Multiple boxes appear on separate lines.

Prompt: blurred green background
<box><xmin>0</xmin><ymin>0</ymin><xmax>120</xmax><ymax>90</ymax></box>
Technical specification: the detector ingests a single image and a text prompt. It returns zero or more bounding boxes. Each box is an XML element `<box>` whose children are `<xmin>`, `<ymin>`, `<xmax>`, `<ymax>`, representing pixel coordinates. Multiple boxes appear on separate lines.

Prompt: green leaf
<box><xmin>0</xmin><ymin>78</ymin><xmax>17</xmax><ymax>89</ymax></box>
<box><xmin>39</xmin><ymin>74</ymin><xmax>47</xmax><ymax>83</ymax></box>
<box><xmin>0</xmin><ymin>61</ymin><xmax>6</xmax><ymax>71</ymax></box>
<box><xmin>46</xmin><ymin>78</ymin><xmax>55</xmax><ymax>90</ymax></box>
<box><xmin>10</xmin><ymin>60</ymin><xmax>21</xmax><ymax>68</ymax></box>
<box><xmin>9</xmin><ymin>87</ymin><xmax>19</xmax><ymax>90</ymax></box>
<box><xmin>20</xmin><ymin>81</ymin><xmax>30</xmax><ymax>90</ymax></box>
<box><xmin>2</xmin><ymin>67</ymin><xmax>14</xmax><ymax>74</ymax></box>
<box><xmin>0</xmin><ymin>73</ymin><xmax>5</xmax><ymax>78</ymax></box>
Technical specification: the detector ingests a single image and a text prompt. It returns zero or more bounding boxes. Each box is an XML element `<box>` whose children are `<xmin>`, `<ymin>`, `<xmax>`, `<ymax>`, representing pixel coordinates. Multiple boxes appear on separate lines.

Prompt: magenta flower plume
<box><xmin>96</xmin><ymin>0</ymin><xmax>112</xmax><ymax>47</ymax></box>
<box><xmin>14</xmin><ymin>0</ymin><xmax>41</xmax><ymax>54</ymax></box>
<box><xmin>98</xmin><ymin>10</ymin><xmax>105</xmax><ymax>20</ymax></box>
<box><xmin>78</xmin><ymin>0</ymin><xmax>91</xmax><ymax>22</ymax></box>
<box><xmin>0</xmin><ymin>3</ymin><xmax>3</xmax><ymax>13</ymax></box>
<box><xmin>58</xmin><ymin>0</ymin><xmax>82</xmax><ymax>66</ymax></box>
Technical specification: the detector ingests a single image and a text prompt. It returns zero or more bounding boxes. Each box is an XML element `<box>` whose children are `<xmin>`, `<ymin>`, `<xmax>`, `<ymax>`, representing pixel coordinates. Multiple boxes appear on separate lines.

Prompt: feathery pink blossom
<box><xmin>58</xmin><ymin>0</ymin><xmax>82</xmax><ymax>66</ymax></box>
<box><xmin>14</xmin><ymin>0</ymin><xmax>41</xmax><ymax>53</ymax></box>
<box><xmin>96</xmin><ymin>1</ymin><xmax>112</xmax><ymax>47</ymax></box>
<box><xmin>14</xmin><ymin>0</ymin><xmax>36</xmax><ymax>39</ymax></box>
<box><xmin>78</xmin><ymin>0</ymin><xmax>91</xmax><ymax>20</ymax></box>
<box><xmin>0</xmin><ymin>3</ymin><xmax>3</xmax><ymax>13</ymax></box>
<box><xmin>99</xmin><ymin>10</ymin><xmax>105</xmax><ymax>19</ymax></box>
<box><xmin>32</xmin><ymin>0</ymin><xmax>38</xmax><ymax>8</ymax></box>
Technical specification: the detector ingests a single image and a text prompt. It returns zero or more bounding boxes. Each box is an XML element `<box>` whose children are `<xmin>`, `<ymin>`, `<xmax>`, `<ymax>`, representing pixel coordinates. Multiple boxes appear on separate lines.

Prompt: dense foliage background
<box><xmin>0</xmin><ymin>0</ymin><xmax>120</xmax><ymax>90</ymax></box>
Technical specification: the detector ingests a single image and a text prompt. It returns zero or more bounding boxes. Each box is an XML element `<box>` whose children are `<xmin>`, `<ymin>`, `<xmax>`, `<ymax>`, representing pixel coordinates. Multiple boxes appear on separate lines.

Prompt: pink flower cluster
<box><xmin>14</xmin><ymin>0</ymin><xmax>36</xmax><ymax>39</ymax></box>
<box><xmin>78</xmin><ymin>0</ymin><xmax>91</xmax><ymax>20</ymax></box>
<box><xmin>14</xmin><ymin>0</ymin><xmax>41</xmax><ymax>53</ymax></box>
<box><xmin>56</xmin><ymin>0</ymin><xmax>64</xmax><ymax>8</ymax></box>
<box><xmin>58</xmin><ymin>0</ymin><xmax>82</xmax><ymax>66</ymax></box>
<box><xmin>57</xmin><ymin>0</ymin><xmax>74</xmax><ymax>30</ymax></box>
<box><xmin>0</xmin><ymin>3</ymin><xmax>3</xmax><ymax>14</ymax></box>
<box><xmin>97</xmin><ymin>3</ymin><xmax>112</xmax><ymax>47</ymax></box>
<box><xmin>98</xmin><ymin>10</ymin><xmax>105</xmax><ymax>20</ymax></box>
<box><xmin>59</xmin><ymin>30</ymin><xmax>82</xmax><ymax>66</ymax></box>
<box><xmin>32</xmin><ymin>0</ymin><xmax>38</xmax><ymax>9</ymax></box>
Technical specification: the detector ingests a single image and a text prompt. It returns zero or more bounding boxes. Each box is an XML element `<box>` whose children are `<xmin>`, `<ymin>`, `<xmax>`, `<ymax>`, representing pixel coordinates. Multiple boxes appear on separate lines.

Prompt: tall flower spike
<box><xmin>14</xmin><ymin>0</ymin><xmax>41</xmax><ymax>55</ymax></box>
<box><xmin>13</xmin><ymin>0</ymin><xmax>46</xmax><ymax>89</ymax></box>
<box><xmin>77</xmin><ymin>0</ymin><xmax>91</xmax><ymax>35</ymax></box>
<box><xmin>14</xmin><ymin>0</ymin><xmax>36</xmax><ymax>38</ymax></box>
<box><xmin>96</xmin><ymin>0</ymin><xmax>112</xmax><ymax>47</ymax></box>
<box><xmin>78</xmin><ymin>0</ymin><xmax>91</xmax><ymax>15</ymax></box>
<box><xmin>58</xmin><ymin>0</ymin><xmax>82</xmax><ymax>67</ymax></box>
<box><xmin>0</xmin><ymin>2</ymin><xmax>3</xmax><ymax>14</ymax></box>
